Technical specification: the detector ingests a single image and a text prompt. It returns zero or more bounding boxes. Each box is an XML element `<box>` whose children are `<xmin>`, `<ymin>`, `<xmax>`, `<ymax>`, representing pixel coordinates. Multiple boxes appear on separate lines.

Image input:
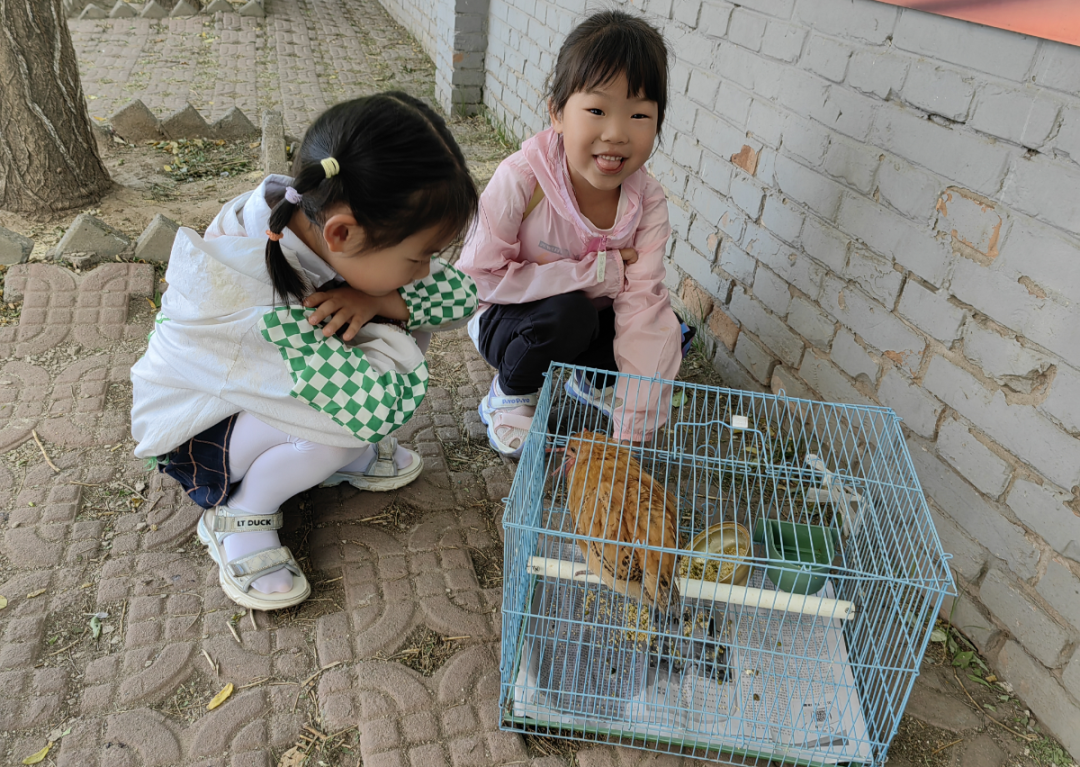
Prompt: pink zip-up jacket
<box><xmin>458</xmin><ymin>127</ymin><xmax>681</xmax><ymax>441</ymax></box>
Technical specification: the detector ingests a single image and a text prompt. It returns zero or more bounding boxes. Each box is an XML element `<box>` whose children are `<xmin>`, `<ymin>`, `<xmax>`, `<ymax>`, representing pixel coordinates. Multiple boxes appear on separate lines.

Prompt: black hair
<box><xmin>265</xmin><ymin>92</ymin><xmax>479</xmax><ymax>305</ymax></box>
<box><xmin>546</xmin><ymin>10</ymin><xmax>670</xmax><ymax>138</ymax></box>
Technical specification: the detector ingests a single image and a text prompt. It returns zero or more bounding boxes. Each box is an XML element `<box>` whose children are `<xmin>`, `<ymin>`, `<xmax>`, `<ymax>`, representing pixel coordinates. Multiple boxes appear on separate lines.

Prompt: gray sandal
<box><xmin>320</xmin><ymin>435</ymin><xmax>423</xmax><ymax>492</ymax></box>
<box><xmin>196</xmin><ymin>506</ymin><xmax>310</xmax><ymax>611</ymax></box>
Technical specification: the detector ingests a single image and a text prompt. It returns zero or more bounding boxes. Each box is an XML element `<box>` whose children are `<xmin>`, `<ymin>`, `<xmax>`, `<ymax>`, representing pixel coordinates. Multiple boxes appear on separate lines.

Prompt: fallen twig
<box><xmin>46</xmin><ymin>629</ymin><xmax>88</xmax><ymax>657</ymax></box>
<box><xmin>293</xmin><ymin>661</ymin><xmax>345</xmax><ymax>712</ymax></box>
<box><xmin>227</xmin><ymin>620</ymin><xmax>242</xmax><ymax>645</ymax></box>
<box><xmin>952</xmin><ymin>668</ymin><xmax>1035</xmax><ymax>741</ymax></box>
<box><xmin>117</xmin><ymin>482</ymin><xmax>148</xmax><ymax>501</ymax></box>
<box><xmin>237</xmin><ymin>676</ymin><xmax>271</xmax><ymax>690</ymax></box>
<box><xmin>301</xmin><ymin>661</ymin><xmax>344</xmax><ymax>689</ymax></box>
<box><xmin>202</xmin><ymin>649</ymin><xmax>218</xmax><ymax>675</ymax></box>
<box><xmin>32</xmin><ymin>430</ymin><xmax>60</xmax><ymax>473</ymax></box>
<box><xmin>930</xmin><ymin>738</ymin><xmax>962</xmax><ymax>756</ymax></box>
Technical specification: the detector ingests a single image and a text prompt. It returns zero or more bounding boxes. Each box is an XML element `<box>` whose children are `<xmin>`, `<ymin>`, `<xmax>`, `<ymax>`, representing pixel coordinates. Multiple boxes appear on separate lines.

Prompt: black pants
<box><xmin>477</xmin><ymin>292</ymin><xmax>619</xmax><ymax>395</ymax></box>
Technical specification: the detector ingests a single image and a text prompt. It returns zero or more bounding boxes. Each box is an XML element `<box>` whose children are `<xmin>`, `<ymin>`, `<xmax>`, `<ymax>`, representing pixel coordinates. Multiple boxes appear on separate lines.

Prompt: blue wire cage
<box><xmin>499</xmin><ymin>363</ymin><xmax>955</xmax><ymax>765</ymax></box>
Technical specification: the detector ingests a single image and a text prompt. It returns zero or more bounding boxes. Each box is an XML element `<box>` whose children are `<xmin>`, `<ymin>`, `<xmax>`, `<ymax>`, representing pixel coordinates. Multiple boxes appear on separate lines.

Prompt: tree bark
<box><xmin>0</xmin><ymin>0</ymin><xmax>112</xmax><ymax>215</ymax></box>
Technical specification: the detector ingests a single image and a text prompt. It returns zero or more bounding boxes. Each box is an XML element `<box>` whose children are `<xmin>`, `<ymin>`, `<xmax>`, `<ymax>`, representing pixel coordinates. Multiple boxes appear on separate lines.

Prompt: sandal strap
<box><xmin>212</xmin><ymin>506</ymin><xmax>283</xmax><ymax>534</ymax></box>
<box><xmin>487</xmin><ymin>391</ymin><xmax>538</xmax><ymax>410</ymax></box>
<box><xmin>226</xmin><ymin>546</ymin><xmax>303</xmax><ymax>592</ymax></box>
<box><xmin>366</xmin><ymin>436</ymin><xmax>399</xmax><ymax>478</ymax></box>
<box><xmin>492</xmin><ymin>411</ymin><xmax>535</xmax><ymax>434</ymax></box>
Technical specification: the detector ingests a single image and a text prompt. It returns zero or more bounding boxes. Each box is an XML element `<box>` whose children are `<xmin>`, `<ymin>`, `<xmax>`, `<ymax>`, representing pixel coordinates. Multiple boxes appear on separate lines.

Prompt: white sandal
<box><xmin>320</xmin><ymin>435</ymin><xmax>423</xmax><ymax>492</ymax></box>
<box><xmin>196</xmin><ymin>506</ymin><xmax>310</xmax><ymax>611</ymax></box>
<box><xmin>478</xmin><ymin>376</ymin><xmax>538</xmax><ymax>458</ymax></box>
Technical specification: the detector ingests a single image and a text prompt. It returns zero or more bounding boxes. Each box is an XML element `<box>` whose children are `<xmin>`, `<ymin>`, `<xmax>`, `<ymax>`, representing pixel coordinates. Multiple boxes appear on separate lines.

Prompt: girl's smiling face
<box><xmin>550</xmin><ymin>73</ymin><xmax>659</xmax><ymax>203</ymax></box>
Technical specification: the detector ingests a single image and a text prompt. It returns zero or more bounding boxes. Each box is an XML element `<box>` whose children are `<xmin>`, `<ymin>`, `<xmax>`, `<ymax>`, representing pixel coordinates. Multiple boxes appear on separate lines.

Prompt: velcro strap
<box><xmin>375</xmin><ymin>436</ymin><xmax>397</xmax><ymax>461</ymax></box>
<box><xmin>226</xmin><ymin>546</ymin><xmax>303</xmax><ymax>591</ymax></box>
<box><xmin>488</xmin><ymin>392</ymin><xmax>538</xmax><ymax>410</ymax></box>
<box><xmin>213</xmin><ymin>510</ymin><xmax>283</xmax><ymax>533</ymax></box>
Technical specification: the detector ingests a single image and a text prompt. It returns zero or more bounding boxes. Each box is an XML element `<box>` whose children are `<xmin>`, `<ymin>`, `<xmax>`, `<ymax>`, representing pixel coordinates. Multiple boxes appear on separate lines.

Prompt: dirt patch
<box><xmin>348</xmin><ymin>496</ymin><xmax>427</xmax><ymax>531</ymax></box>
<box><xmin>151</xmin><ymin>670</ymin><xmax>221</xmax><ymax>724</ymax></box>
<box><xmin>275</xmin><ymin>723</ymin><xmax>361</xmax><ymax>767</ymax></box>
<box><xmin>448</xmin><ymin>114</ymin><xmax>516</xmax><ymax>188</ymax></box>
<box><xmin>0</xmin><ymin>113</ymin><xmax>508</xmax><ymax>251</ymax></box>
<box><xmin>523</xmin><ymin>731</ymin><xmax>584</xmax><ymax>762</ymax></box>
<box><xmin>0</xmin><ymin>136</ymin><xmax>262</xmax><ymax>252</ymax></box>
<box><xmin>427</xmin><ymin>330</ymin><xmax>473</xmax><ymax>390</ymax></box>
<box><xmin>0</xmin><ymin>264</ymin><xmax>20</xmax><ymax>325</ymax></box>
<box><xmin>443</xmin><ymin>437</ymin><xmax>501</xmax><ymax>476</ymax></box>
<box><xmin>887</xmin><ymin>716</ymin><xmax>957</xmax><ymax>767</ymax></box>
<box><xmin>676</xmin><ymin>342</ymin><xmax>728</xmax><ymax>389</ymax></box>
<box><xmin>386</xmin><ymin>625</ymin><xmax>466</xmax><ymax>677</ymax></box>
<box><xmin>468</xmin><ymin>544</ymin><xmax>503</xmax><ymax>590</ymax></box>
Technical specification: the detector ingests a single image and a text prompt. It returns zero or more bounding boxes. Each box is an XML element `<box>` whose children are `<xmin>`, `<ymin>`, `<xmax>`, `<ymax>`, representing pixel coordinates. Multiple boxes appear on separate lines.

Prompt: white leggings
<box><xmin>225</xmin><ymin>412</ymin><xmax>370</xmax><ymax>515</ymax></box>
<box><xmin>224</xmin><ymin>332</ymin><xmax>429</xmax><ymax>516</ymax></box>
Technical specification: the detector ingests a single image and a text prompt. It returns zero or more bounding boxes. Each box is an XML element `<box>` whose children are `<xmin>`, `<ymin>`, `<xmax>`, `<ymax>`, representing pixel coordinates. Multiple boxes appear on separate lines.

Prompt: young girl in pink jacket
<box><xmin>458</xmin><ymin>10</ymin><xmax>684</xmax><ymax>457</ymax></box>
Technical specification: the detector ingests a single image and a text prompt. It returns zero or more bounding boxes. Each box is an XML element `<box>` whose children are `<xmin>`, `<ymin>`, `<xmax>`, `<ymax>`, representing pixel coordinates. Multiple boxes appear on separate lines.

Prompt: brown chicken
<box><xmin>562</xmin><ymin>431</ymin><xmax>681</xmax><ymax>615</ymax></box>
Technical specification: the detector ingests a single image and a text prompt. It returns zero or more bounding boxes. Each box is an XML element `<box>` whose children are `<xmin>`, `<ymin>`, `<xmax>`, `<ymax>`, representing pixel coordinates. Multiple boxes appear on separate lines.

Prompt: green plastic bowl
<box><xmin>761</xmin><ymin>519</ymin><xmax>836</xmax><ymax>596</ymax></box>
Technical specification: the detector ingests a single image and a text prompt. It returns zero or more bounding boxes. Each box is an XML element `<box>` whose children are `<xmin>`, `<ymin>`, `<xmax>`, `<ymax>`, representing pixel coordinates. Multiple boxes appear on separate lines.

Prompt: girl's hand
<box><xmin>619</xmin><ymin>247</ymin><xmax>639</xmax><ymax>266</ymax></box>
<box><xmin>304</xmin><ymin>287</ymin><xmax>380</xmax><ymax>341</ymax></box>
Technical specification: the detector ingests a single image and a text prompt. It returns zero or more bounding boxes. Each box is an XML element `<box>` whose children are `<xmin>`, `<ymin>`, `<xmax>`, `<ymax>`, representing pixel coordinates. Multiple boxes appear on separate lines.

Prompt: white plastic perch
<box><xmin>527</xmin><ymin>556</ymin><xmax>857</xmax><ymax>621</ymax></box>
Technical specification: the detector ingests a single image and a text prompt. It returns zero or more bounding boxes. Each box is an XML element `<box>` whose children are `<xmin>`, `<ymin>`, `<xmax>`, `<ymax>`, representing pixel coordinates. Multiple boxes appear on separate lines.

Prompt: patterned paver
<box><xmin>70</xmin><ymin>0</ymin><xmax>433</xmax><ymax>137</ymax></box>
<box><xmin>0</xmin><ymin>1</ymin><xmax>1053</xmax><ymax>765</ymax></box>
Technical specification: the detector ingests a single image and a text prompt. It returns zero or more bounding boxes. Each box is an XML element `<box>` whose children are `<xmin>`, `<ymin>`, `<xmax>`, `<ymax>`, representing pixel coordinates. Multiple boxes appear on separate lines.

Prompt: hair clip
<box><xmin>284</xmin><ymin>186</ymin><xmax>303</xmax><ymax>205</ymax></box>
<box><xmin>266</xmin><ymin>230</ymin><xmax>284</xmax><ymax>242</ymax></box>
<box><xmin>320</xmin><ymin>157</ymin><xmax>340</xmax><ymax>179</ymax></box>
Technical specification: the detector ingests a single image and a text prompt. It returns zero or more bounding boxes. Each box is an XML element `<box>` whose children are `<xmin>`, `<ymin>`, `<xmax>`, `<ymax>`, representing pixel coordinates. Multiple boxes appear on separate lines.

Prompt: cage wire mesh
<box><xmin>500</xmin><ymin>363</ymin><xmax>955</xmax><ymax>765</ymax></box>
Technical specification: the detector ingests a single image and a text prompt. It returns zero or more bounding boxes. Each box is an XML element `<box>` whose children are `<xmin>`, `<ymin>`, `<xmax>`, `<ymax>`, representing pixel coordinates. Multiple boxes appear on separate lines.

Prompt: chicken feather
<box><xmin>563</xmin><ymin>431</ymin><xmax>681</xmax><ymax>615</ymax></box>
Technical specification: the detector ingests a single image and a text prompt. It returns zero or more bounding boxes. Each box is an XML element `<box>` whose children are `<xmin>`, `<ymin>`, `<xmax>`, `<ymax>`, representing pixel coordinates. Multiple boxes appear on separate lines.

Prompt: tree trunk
<box><xmin>0</xmin><ymin>0</ymin><xmax>112</xmax><ymax>215</ymax></box>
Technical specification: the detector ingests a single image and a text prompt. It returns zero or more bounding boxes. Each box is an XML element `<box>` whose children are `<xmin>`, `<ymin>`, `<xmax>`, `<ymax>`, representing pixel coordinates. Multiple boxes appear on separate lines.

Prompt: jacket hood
<box><xmin>521</xmin><ymin>128</ymin><xmax>646</xmax><ymax>245</ymax></box>
<box><xmin>161</xmin><ymin>176</ymin><xmax>334</xmax><ymax>322</ymax></box>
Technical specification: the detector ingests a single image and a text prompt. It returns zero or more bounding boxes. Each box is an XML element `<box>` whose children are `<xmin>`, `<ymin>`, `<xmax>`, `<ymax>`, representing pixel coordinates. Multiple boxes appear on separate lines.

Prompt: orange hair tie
<box><xmin>266</xmin><ymin>230</ymin><xmax>284</xmax><ymax>242</ymax></box>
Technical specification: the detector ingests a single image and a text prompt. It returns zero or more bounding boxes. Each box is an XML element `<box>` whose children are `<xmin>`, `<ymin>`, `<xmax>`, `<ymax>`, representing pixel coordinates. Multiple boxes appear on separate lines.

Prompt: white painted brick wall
<box><xmin>380</xmin><ymin>0</ymin><xmax>1080</xmax><ymax>750</ymax></box>
<box><xmin>379</xmin><ymin>0</ymin><xmax>488</xmax><ymax>113</ymax></box>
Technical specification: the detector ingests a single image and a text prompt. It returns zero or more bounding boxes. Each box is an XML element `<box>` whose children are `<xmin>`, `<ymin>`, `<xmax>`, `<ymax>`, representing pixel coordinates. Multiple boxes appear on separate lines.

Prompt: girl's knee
<box><xmin>540</xmin><ymin>292</ymin><xmax>599</xmax><ymax>333</ymax></box>
<box><xmin>289</xmin><ymin>439</ymin><xmax>365</xmax><ymax>468</ymax></box>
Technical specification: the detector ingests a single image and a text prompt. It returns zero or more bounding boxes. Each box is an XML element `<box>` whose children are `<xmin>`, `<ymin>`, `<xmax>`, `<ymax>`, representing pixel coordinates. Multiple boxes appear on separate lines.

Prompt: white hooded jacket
<box><xmin>130</xmin><ymin>176</ymin><xmax>477</xmax><ymax>457</ymax></box>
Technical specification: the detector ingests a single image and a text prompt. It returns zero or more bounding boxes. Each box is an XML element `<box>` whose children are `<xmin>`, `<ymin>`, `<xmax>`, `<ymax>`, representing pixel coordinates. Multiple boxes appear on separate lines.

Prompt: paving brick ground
<box><xmin>0</xmin><ymin>1</ymin><xmax>1064</xmax><ymax>765</ymax></box>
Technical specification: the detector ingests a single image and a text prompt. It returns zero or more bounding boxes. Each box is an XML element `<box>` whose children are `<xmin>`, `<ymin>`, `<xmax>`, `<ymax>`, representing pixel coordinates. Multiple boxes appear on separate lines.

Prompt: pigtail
<box><xmin>264</xmin><ymin>196</ymin><xmax>308</xmax><ymax>305</ymax></box>
<box><xmin>264</xmin><ymin>159</ymin><xmax>341</xmax><ymax>305</ymax></box>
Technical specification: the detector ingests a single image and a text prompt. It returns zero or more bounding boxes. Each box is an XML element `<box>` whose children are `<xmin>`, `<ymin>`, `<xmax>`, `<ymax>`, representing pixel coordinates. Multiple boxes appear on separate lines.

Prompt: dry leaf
<box><xmin>0</xmin><ymin>595</ymin><xmax>7</xmax><ymax>610</ymax></box>
<box><xmin>277</xmin><ymin>746</ymin><xmax>306</xmax><ymax>767</ymax></box>
<box><xmin>22</xmin><ymin>742</ymin><xmax>52</xmax><ymax>764</ymax></box>
<box><xmin>207</xmin><ymin>683</ymin><xmax>234</xmax><ymax>710</ymax></box>
<box><xmin>26</xmin><ymin>589</ymin><xmax>46</xmax><ymax>599</ymax></box>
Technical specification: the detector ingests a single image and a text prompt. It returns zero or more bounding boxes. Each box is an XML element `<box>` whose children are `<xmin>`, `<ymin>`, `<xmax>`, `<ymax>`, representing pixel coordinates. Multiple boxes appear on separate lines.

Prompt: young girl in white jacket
<box><xmin>458</xmin><ymin>11</ymin><xmax>684</xmax><ymax>457</ymax></box>
<box><xmin>131</xmin><ymin>93</ymin><xmax>479</xmax><ymax>610</ymax></box>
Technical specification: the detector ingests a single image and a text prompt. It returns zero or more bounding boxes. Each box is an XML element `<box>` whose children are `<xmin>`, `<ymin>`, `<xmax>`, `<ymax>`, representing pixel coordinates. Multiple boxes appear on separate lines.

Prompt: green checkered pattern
<box><xmin>260</xmin><ymin>307</ymin><xmax>429</xmax><ymax>441</ymax></box>
<box><xmin>399</xmin><ymin>259</ymin><xmax>478</xmax><ymax>331</ymax></box>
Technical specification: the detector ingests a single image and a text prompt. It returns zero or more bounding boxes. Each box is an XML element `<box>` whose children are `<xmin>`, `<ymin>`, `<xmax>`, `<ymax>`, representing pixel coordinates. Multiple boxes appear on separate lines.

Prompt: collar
<box><xmin>244</xmin><ymin>175</ymin><xmax>340</xmax><ymax>290</ymax></box>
